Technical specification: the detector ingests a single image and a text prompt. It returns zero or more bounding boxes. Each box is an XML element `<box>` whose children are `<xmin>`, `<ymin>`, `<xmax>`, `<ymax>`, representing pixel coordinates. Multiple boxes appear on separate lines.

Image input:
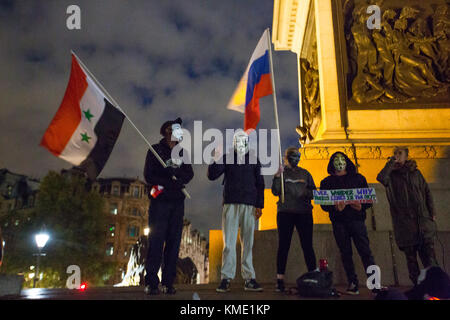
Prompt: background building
<box><xmin>0</xmin><ymin>168</ymin><xmax>39</xmax><ymax>215</ymax></box>
<box><xmin>0</xmin><ymin>169</ymin><xmax>40</xmax><ymax>254</ymax></box>
<box><xmin>92</xmin><ymin>177</ymin><xmax>150</xmax><ymax>284</ymax></box>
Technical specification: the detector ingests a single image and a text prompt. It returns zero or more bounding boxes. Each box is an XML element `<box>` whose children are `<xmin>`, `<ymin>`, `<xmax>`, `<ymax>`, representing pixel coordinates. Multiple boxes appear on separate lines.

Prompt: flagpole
<box><xmin>266</xmin><ymin>29</ymin><xmax>285</xmax><ymax>203</ymax></box>
<box><xmin>70</xmin><ymin>50</ymin><xmax>191</xmax><ymax>199</ymax></box>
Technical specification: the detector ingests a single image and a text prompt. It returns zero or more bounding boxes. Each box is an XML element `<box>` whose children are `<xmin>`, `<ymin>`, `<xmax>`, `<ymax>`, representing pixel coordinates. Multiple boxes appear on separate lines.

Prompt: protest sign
<box><xmin>313</xmin><ymin>188</ymin><xmax>377</xmax><ymax>205</ymax></box>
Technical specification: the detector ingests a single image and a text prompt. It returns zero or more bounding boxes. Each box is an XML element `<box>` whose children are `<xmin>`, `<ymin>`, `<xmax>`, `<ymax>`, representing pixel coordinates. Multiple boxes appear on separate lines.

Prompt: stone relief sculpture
<box><xmin>297</xmin><ymin>41</ymin><xmax>322</xmax><ymax>144</ymax></box>
<box><xmin>345</xmin><ymin>0</ymin><xmax>450</xmax><ymax>105</ymax></box>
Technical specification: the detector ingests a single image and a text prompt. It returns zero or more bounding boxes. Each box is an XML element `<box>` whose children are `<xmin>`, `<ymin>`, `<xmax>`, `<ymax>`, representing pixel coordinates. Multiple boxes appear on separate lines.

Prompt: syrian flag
<box><xmin>40</xmin><ymin>53</ymin><xmax>125</xmax><ymax>180</ymax></box>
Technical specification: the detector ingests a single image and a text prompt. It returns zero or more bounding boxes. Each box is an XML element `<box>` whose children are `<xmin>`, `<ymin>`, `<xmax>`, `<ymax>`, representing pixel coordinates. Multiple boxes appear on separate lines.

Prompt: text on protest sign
<box><xmin>313</xmin><ymin>188</ymin><xmax>377</xmax><ymax>205</ymax></box>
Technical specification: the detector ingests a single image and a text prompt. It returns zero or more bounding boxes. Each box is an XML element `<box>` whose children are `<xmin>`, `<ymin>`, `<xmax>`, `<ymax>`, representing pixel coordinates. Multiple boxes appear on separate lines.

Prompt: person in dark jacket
<box><xmin>143</xmin><ymin>117</ymin><xmax>194</xmax><ymax>295</ymax></box>
<box><xmin>377</xmin><ymin>146</ymin><xmax>438</xmax><ymax>286</ymax></box>
<box><xmin>320</xmin><ymin>151</ymin><xmax>377</xmax><ymax>295</ymax></box>
<box><xmin>208</xmin><ymin>130</ymin><xmax>265</xmax><ymax>293</ymax></box>
<box><xmin>272</xmin><ymin>147</ymin><xmax>317</xmax><ymax>292</ymax></box>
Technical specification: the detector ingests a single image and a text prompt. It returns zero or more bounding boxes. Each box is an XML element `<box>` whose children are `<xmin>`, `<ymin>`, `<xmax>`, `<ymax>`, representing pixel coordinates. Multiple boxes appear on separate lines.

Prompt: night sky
<box><xmin>0</xmin><ymin>0</ymin><xmax>301</xmax><ymax>237</ymax></box>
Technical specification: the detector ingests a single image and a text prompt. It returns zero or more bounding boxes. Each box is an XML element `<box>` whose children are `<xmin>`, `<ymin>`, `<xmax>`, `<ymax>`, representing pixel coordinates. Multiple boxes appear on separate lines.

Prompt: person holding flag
<box><xmin>271</xmin><ymin>147</ymin><xmax>318</xmax><ymax>293</ymax></box>
<box><xmin>143</xmin><ymin>117</ymin><xmax>194</xmax><ymax>295</ymax></box>
<box><xmin>41</xmin><ymin>52</ymin><xmax>193</xmax><ymax>296</ymax></box>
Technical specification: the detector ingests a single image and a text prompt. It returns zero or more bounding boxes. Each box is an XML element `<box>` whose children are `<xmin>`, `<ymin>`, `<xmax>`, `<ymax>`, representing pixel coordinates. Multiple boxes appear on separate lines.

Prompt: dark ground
<box><xmin>1</xmin><ymin>283</ymin><xmax>411</xmax><ymax>300</ymax></box>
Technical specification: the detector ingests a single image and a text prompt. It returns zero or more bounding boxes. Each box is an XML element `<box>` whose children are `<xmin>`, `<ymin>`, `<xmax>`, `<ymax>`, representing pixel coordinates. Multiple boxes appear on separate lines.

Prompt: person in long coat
<box><xmin>377</xmin><ymin>147</ymin><xmax>438</xmax><ymax>285</ymax></box>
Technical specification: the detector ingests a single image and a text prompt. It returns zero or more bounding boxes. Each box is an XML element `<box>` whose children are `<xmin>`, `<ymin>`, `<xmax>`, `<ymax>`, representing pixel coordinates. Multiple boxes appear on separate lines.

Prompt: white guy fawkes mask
<box><xmin>233</xmin><ymin>131</ymin><xmax>249</xmax><ymax>157</ymax></box>
<box><xmin>333</xmin><ymin>153</ymin><xmax>347</xmax><ymax>172</ymax></box>
<box><xmin>171</xmin><ymin>123</ymin><xmax>183</xmax><ymax>142</ymax></box>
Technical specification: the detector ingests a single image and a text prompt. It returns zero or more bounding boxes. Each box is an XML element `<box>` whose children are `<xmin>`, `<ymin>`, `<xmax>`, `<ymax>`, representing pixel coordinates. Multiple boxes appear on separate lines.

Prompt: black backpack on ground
<box><xmin>296</xmin><ymin>271</ymin><xmax>339</xmax><ymax>298</ymax></box>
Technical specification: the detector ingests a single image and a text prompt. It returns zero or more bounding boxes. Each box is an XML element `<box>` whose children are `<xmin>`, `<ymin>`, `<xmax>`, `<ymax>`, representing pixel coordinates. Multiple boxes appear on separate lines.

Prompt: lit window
<box><xmin>127</xmin><ymin>225</ymin><xmax>139</xmax><ymax>238</ymax></box>
<box><xmin>110</xmin><ymin>203</ymin><xmax>118</xmax><ymax>215</ymax></box>
<box><xmin>106</xmin><ymin>243</ymin><xmax>114</xmax><ymax>256</ymax></box>
<box><xmin>133</xmin><ymin>186</ymin><xmax>140</xmax><ymax>198</ymax></box>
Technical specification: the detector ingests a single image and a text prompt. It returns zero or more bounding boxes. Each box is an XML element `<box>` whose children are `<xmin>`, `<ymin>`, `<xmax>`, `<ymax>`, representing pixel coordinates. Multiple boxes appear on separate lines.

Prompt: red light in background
<box><xmin>79</xmin><ymin>283</ymin><xmax>87</xmax><ymax>291</ymax></box>
<box><xmin>428</xmin><ymin>297</ymin><xmax>440</xmax><ymax>300</ymax></box>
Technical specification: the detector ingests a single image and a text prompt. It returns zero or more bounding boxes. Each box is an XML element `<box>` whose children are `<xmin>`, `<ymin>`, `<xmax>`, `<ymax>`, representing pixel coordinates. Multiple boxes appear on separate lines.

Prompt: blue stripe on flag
<box><xmin>245</xmin><ymin>50</ymin><xmax>270</xmax><ymax>107</ymax></box>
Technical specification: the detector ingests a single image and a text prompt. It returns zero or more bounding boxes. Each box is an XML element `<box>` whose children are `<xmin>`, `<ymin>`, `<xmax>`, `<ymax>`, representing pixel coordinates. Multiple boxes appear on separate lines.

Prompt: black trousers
<box><xmin>332</xmin><ymin>220</ymin><xmax>376</xmax><ymax>286</ymax></box>
<box><xmin>400</xmin><ymin>238</ymin><xmax>438</xmax><ymax>285</ymax></box>
<box><xmin>277</xmin><ymin>212</ymin><xmax>317</xmax><ymax>275</ymax></box>
<box><xmin>144</xmin><ymin>199</ymin><xmax>184</xmax><ymax>288</ymax></box>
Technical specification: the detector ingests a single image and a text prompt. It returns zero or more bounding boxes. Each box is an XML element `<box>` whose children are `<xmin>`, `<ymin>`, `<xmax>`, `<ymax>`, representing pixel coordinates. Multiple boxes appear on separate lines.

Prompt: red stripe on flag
<box><xmin>40</xmin><ymin>55</ymin><xmax>88</xmax><ymax>156</ymax></box>
<box><xmin>244</xmin><ymin>73</ymin><xmax>273</xmax><ymax>131</ymax></box>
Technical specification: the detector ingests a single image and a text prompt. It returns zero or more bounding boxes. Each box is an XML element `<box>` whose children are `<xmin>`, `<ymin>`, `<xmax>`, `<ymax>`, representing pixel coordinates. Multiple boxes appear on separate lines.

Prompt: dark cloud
<box><xmin>0</xmin><ymin>0</ymin><xmax>301</xmax><ymax>237</ymax></box>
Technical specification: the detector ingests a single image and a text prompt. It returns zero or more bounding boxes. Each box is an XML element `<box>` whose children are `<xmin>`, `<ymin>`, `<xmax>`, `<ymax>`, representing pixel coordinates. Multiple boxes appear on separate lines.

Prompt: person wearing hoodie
<box><xmin>208</xmin><ymin>130</ymin><xmax>265</xmax><ymax>293</ymax></box>
<box><xmin>377</xmin><ymin>146</ymin><xmax>438</xmax><ymax>286</ymax></box>
<box><xmin>271</xmin><ymin>147</ymin><xmax>317</xmax><ymax>292</ymax></box>
<box><xmin>320</xmin><ymin>151</ymin><xmax>377</xmax><ymax>295</ymax></box>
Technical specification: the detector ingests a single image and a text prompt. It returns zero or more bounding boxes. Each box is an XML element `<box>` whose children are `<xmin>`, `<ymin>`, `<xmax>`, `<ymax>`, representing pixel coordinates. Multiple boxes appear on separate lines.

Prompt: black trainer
<box><xmin>144</xmin><ymin>285</ymin><xmax>160</xmax><ymax>295</ymax></box>
<box><xmin>216</xmin><ymin>279</ymin><xmax>231</xmax><ymax>293</ymax></box>
<box><xmin>162</xmin><ymin>285</ymin><xmax>177</xmax><ymax>295</ymax></box>
<box><xmin>346</xmin><ymin>282</ymin><xmax>359</xmax><ymax>295</ymax></box>
<box><xmin>275</xmin><ymin>279</ymin><xmax>285</xmax><ymax>292</ymax></box>
<box><xmin>244</xmin><ymin>279</ymin><xmax>263</xmax><ymax>292</ymax></box>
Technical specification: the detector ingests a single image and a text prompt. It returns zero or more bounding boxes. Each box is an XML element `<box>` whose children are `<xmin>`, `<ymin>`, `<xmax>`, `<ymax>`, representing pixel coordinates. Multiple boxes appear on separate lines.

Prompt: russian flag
<box><xmin>227</xmin><ymin>30</ymin><xmax>273</xmax><ymax>131</ymax></box>
<box><xmin>40</xmin><ymin>54</ymin><xmax>125</xmax><ymax>180</ymax></box>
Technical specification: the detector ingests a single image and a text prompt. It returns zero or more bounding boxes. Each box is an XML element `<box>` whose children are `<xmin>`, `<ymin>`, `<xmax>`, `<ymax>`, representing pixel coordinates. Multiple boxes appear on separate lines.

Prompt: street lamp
<box><xmin>33</xmin><ymin>232</ymin><xmax>49</xmax><ymax>288</ymax></box>
<box><xmin>144</xmin><ymin>227</ymin><xmax>150</xmax><ymax>236</ymax></box>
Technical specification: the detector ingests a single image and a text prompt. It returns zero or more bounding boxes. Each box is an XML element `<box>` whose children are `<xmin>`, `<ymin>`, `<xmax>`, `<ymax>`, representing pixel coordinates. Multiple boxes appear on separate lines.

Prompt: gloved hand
<box><xmin>164</xmin><ymin>166</ymin><xmax>175</xmax><ymax>177</ymax></box>
<box><xmin>170</xmin><ymin>178</ymin><xmax>185</xmax><ymax>190</ymax></box>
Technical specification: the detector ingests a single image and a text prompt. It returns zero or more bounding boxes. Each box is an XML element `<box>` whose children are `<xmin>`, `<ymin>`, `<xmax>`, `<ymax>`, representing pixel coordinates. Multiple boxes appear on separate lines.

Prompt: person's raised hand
<box><xmin>213</xmin><ymin>144</ymin><xmax>223</xmax><ymax>162</ymax></box>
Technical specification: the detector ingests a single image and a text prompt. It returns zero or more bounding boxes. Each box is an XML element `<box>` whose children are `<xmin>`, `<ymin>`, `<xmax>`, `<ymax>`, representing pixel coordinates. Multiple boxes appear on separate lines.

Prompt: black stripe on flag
<box><xmin>78</xmin><ymin>98</ymin><xmax>125</xmax><ymax>180</ymax></box>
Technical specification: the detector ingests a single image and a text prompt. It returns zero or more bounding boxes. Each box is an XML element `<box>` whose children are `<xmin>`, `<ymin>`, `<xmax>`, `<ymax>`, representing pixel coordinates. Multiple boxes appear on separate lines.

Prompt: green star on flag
<box><xmin>81</xmin><ymin>132</ymin><xmax>91</xmax><ymax>143</ymax></box>
<box><xmin>83</xmin><ymin>109</ymin><xmax>94</xmax><ymax>122</ymax></box>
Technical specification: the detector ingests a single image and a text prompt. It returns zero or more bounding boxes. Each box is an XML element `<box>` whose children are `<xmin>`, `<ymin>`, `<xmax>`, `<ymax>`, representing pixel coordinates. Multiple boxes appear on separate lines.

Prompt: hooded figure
<box><xmin>377</xmin><ymin>147</ymin><xmax>438</xmax><ymax>285</ymax></box>
<box><xmin>320</xmin><ymin>152</ymin><xmax>379</xmax><ymax>295</ymax></box>
<box><xmin>320</xmin><ymin>152</ymin><xmax>372</xmax><ymax>222</ymax></box>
